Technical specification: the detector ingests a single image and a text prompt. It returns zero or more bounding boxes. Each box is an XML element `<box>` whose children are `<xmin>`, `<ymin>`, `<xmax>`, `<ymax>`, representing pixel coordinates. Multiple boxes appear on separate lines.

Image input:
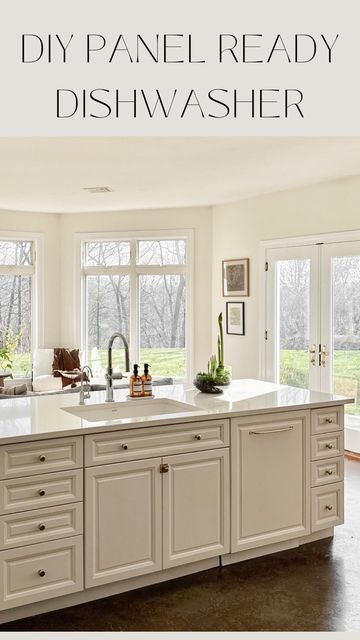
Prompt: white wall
<box><xmin>4</xmin><ymin>174</ymin><xmax>360</xmax><ymax>381</ymax></box>
<box><xmin>0</xmin><ymin>211</ymin><xmax>60</xmax><ymax>347</ymax></box>
<box><xmin>59</xmin><ymin>207</ymin><xmax>213</xmax><ymax>375</ymax></box>
<box><xmin>212</xmin><ymin>175</ymin><xmax>360</xmax><ymax>380</ymax></box>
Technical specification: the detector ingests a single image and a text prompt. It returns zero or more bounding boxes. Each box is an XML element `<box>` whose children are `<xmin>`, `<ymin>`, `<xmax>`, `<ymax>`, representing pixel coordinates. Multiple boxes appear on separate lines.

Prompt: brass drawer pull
<box><xmin>325</xmin><ymin>443</ymin><xmax>334</xmax><ymax>449</ymax></box>
<box><xmin>38</xmin><ymin>523</ymin><xmax>46</xmax><ymax>531</ymax></box>
<box><xmin>325</xmin><ymin>505</ymin><xmax>333</xmax><ymax>511</ymax></box>
<box><xmin>38</xmin><ymin>489</ymin><xmax>46</xmax><ymax>496</ymax></box>
<box><xmin>122</xmin><ymin>444</ymin><xmax>128</xmax><ymax>450</ymax></box>
<box><xmin>39</xmin><ymin>455</ymin><xmax>46</xmax><ymax>462</ymax></box>
<box><xmin>38</xmin><ymin>569</ymin><xmax>46</xmax><ymax>577</ymax></box>
<box><xmin>325</xmin><ymin>418</ymin><xmax>334</xmax><ymax>424</ymax></box>
<box><xmin>325</xmin><ymin>469</ymin><xmax>334</xmax><ymax>476</ymax></box>
<box><xmin>195</xmin><ymin>434</ymin><xmax>202</xmax><ymax>441</ymax></box>
<box><xmin>249</xmin><ymin>426</ymin><xmax>294</xmax><ymax>435</ymax></box>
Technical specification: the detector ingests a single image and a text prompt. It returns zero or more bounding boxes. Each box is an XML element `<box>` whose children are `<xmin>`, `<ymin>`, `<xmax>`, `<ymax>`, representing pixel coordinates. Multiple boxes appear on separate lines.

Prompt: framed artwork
<box><xmin>222</xmin><ymin>258</ymin><xmax>249</xmax><ymax>297</ymax></box>
<box><xmin>226</xmin><ymin>301</ymin><xmax>245</xmax><ymax>335</ymax></box>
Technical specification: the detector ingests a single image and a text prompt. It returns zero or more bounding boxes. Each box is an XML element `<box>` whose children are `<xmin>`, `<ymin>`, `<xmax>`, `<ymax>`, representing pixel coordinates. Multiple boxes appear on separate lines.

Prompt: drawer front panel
<box><xmin>0</xmin><ymin>536</ymin><xmax>83</xmax><ymax>610</ymax></box>
<box><xmin>85</xmin><ymin>419</ymin><xmax>229</xmax><ymax>466</ymax></box>
<box><xmin>311</xmin><ymin>457</ymin><xmax>344</xmax><ymax>488</ymax></box>
<box><xmin>0</xmin><ymin>437</ymin><xmax>83</xmax><ymax>479</ymax></box>
<box><xmin>0</xmin><ymin>503</ymin><xmax>83</xmax><ymax>550</ymax></box>
<box><xmin>311</xmin><ymin>432</ymin><xmax>344</xmax><ymax>461</ymax></box>
<box><xmin>0</xmin><ymin>470</ymin><xmax>83</xmax><ymax>515</ymax></box>
<box><xmin>311</xmin><ymin>406</ymin><xmax>343</xmax><ymax>435</ymax></box>
<box><xmin>311</xmin><ymin>482</ymin><xmax>344</xmax><ymax>532</ymax></box>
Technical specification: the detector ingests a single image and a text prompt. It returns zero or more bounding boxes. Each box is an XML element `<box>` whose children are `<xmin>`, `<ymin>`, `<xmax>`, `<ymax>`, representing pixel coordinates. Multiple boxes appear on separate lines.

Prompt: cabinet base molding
<box><xmin>222</xmin><ymin>527</ymin><xmax>334</xmax><ymax>566</ymax></box>
<box><xmin>0</xmin><ymin>556</ymin><xmax>219</xmax><ymax>624</ymax></box>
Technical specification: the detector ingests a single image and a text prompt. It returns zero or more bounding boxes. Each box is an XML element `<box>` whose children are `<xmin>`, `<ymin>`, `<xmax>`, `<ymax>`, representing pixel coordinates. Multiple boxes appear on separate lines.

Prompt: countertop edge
<box><xmin>0</xmin><ymin>397</ymin><xmax>351</xmax><ymax>446</ymax></box>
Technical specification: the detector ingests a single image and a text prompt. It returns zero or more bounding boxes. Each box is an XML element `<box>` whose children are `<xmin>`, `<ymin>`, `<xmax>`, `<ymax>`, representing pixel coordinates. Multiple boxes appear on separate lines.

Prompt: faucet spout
<box><xmin>79</xmin><ymin>365</ymin><xmax>93</xmax><ymax>405</ymax></box>
<box><xmin>105</xmin><ymin>332</ymin><xmax>130</xmax><ymax>402</ymax></box>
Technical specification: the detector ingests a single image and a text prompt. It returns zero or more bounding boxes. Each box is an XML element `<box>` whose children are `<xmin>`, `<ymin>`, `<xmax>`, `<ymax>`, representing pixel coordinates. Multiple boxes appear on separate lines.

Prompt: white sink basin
<box><xmin>61</xmin><ymin>398</ymin><xmax>199</xmax><ymax>422</ymax></box>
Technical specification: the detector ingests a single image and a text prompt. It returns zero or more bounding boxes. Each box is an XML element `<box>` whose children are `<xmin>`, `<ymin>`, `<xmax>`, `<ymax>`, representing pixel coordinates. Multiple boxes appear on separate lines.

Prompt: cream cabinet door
<box><xmin>162</xmin><ymin>449</ymin><xmax>230</xmax><ymax>568</ymax></box>
<box><xmin>231</xmin><ymin>411</ymin><xmax>310</xmax><ymax>552</ymax></box>
<box><xmin>85</xmin><ymin>458</ymin><xmax>162</xmax><ymax>588</ymax></box>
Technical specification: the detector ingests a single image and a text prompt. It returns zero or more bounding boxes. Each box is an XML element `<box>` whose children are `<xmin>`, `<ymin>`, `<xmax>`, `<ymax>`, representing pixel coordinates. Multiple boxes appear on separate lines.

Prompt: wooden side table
<box><xmin>0</xmin><ymin>372</ymin><xmax>11</xmax><ymax>387</ymax></box>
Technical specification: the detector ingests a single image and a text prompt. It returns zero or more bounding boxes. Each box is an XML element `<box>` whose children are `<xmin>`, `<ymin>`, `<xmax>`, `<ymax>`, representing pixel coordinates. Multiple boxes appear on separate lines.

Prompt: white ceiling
<box><xmin>1</xmin><ymin>137</ymin><xmax>360</xmax><ymax>214</ymax></box>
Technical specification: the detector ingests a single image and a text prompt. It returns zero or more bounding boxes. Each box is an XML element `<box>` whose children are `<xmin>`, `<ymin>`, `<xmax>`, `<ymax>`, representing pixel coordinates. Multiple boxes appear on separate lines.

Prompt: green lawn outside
<box><xmin>11</xmin><ymin>348</ymin><xmax>186</xmax><ymax>379</ymax></box>
<box><xmin>280</xmin><ymin>349</ymin><xmax>360</xmax><ymax>414</ymax></box>
<box><xmin>89</xmin><ymin>348</ymin><xmax>186</xmax><ymax>377</ymax></box>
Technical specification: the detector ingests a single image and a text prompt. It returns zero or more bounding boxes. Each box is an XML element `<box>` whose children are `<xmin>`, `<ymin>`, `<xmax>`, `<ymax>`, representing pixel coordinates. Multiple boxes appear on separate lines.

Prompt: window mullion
<box><xmin>130</xmin><ymin>239</ymin><xmax>138</xmax><ymax>370</ymax></box>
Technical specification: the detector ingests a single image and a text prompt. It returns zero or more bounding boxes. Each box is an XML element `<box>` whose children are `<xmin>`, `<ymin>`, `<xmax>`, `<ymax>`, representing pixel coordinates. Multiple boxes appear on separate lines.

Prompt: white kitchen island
<box><xmin>0</xmin><ymin>379</ymin><xmax>352</xmax><ymax>622</ymax></box>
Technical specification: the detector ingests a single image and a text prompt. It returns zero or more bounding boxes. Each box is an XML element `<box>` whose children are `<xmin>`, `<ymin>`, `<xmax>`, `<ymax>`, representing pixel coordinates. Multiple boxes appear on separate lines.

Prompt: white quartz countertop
<box><xmin>0</xmin><ymin>379</ymin><xmax>353</xmax><ymax>444</ymax></box>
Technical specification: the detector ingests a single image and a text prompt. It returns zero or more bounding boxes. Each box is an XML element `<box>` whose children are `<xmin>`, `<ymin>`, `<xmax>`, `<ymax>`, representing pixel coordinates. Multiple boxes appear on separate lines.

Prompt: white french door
<box><xmin>264</xmin><ymin>237</ymin><xmax>360</xmax><ymax>453</ymax></box>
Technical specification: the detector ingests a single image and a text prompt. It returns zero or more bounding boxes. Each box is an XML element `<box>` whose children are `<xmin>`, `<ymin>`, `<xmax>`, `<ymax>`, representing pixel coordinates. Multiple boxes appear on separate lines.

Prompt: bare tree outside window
<box><xmin>0</xmin><ymin>241</ymin><xmax>33</xmax><ymax>375</ymax></box>
<box><xmin>83</xmin><ymin>238</ymin><xmax>187</xmax><ymax>377</ymax></box>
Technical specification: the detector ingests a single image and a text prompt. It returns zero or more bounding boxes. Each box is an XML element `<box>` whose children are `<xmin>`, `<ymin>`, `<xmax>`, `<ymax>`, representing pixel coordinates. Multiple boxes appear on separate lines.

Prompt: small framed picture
<box><xmin>222</xmin><ymin>258</ymin><xmax>249</xmax><ymax>297</ymax></box>
<box><xmin>226</xmin><ymin>302</ymin><xmax>245</xmax><ymax>335</ymax></box>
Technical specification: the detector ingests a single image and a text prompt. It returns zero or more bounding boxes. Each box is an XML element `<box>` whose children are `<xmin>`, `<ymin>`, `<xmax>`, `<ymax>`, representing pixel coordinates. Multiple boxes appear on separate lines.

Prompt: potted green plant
<box><xmin>0</xmin><ymin>329</ymin><xmax>21</xmax><ymax>376</ymax></box>
<box><xmin>215</xmin><ymin>312</ymin><xmax>231</xmax><ymax>385</ymax></box>
<box><xmin>193</xmin><ymin>355</ymin><xmax>223</xmax><ymax>394</ymax></box>
<box><xmin>0</xmin><ymin>346</ymin><xmax>12</xmax><ymax>373</ymax></box>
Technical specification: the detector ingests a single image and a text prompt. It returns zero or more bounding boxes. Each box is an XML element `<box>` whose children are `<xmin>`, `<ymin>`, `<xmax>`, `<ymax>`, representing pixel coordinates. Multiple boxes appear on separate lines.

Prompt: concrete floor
<box><xmin>1</xmin><ymin>458</ymin><xmax>360</xmax><ymax>632</ymax></box>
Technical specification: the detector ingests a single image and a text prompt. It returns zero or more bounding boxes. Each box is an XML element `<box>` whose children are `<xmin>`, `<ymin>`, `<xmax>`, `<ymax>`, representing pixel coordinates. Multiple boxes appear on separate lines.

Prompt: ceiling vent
<box><xmin>83</xmin><ymin>186</ymin><xmax>114</xmax><ymax>194</ymax></box>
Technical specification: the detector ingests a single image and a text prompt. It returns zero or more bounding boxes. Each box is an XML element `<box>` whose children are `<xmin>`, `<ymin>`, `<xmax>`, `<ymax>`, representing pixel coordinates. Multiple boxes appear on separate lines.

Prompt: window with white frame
<box><xmin>0</xmin><ymin>239</ymin><xmax>34</xmax><ymax>376</ymax></box>
<box><xmin>80</xmin><ymin>233</ymin><xmax>191</xmax><ymax>379</ymax></box>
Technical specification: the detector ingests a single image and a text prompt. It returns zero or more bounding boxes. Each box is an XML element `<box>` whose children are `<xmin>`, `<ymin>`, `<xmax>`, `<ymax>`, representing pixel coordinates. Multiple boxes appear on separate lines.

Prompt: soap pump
<box><xmin>130</xmin><ymin>364</ymin><xmax>142</xmax><ymax>397</ymax></box>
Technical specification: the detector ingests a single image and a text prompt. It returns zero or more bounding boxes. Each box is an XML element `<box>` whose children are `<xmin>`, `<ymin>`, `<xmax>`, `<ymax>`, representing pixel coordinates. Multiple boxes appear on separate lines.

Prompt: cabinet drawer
<box><xmin>311</xmin><ymin>457</ymin><xmax>344</xmax><ymax>488</ymax></box>
<box><xmin>0</xmin><ymin>437</ymin><xmax>83</xmax><ymax>479</ymax></box>
<box><xmin>0</xmin><ymin>503</ymin><xmax>83</xmax><ymax>550</ymax></box>
<box><xmin>85</xmin><ymin>419</ymin><xmax>229</xmax><ymax>466</ymax></box>
<box><xmin>311</xmin><ymin>482</ymin><xmax>344</xmax><ymax>532</ymax></box>
<box><xmin>0</xmin><ymin>470</ymin><xmax>83</xmax><ymax>515</ymax></box>
<box><xmin>311</xmin><ymin>432</ymin><xmax>344</xmax><ymax>461</ymax></box>
<box><xmin>0</xmin><ymin>536</ymin><xmax>83</xmax><ymax>610</ymax></box>
<box><xmin>311</xmin><ymin>406</ymin><xmax>343</xmax><ymax>435</ymax></box>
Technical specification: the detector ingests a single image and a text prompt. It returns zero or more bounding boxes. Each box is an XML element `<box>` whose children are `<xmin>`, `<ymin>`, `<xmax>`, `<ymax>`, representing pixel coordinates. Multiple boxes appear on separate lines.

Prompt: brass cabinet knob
<box><xmin>325</xmin><ymin>469</ymin><xmax>333</xmax><ymax>475</ymax></box>
<box><xmin>38</xmin><ymin>569</ymin><xmax>46</xmax><ymax>577</ymax></box>
<box><xmin>122</xmin><ymin>444</ymin><xmax>128</xmax><ymax>450</ymax></box>
<box><xmin>39</xmin><ymin>455</ymin><xmax>46</xmax><ymax>462</ymax></box>
<box><xmin>325</xmin><ymin>443</ymin><xmax>334</xmax><ymax>449</ymax></box>
<box><xmin>195</xmin><ymin>434</ymin><xmax>202</xmax><ymax>441</ymax></box>
<box><xmin>38</xmin><ymin>523</ymin><xmax>46</xmax><ymax>531</ymax></box>
<box><xmin>325</xmin><ymin>505</ymin><xmax>333</xmax><ymax>511</ymax></box>
<box><xmin>38</xmin><ymin>489</ymin><xmax>46</xmax><ymax>496</ymax></box>
<box><xmin>325</xmin><ymin>418</ymin><xmax>333</xmax><ymax>424</ymax></box>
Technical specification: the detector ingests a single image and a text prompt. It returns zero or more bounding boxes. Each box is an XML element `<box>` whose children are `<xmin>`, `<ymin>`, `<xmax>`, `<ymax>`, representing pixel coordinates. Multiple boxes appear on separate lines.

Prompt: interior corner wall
<box><xmin>59</xmin><ymin>207</ymin><xmax>213</xmax><ymax>375</ymax></box>
<box><xmin>0</xmin><ymin>211</ymin><xmax>61</xmax><ymax>347</ymax></box>
<box><xmin>212</xmin><ymin>176</ymin><xmax>360</xmax><ymax>381</ymax></box>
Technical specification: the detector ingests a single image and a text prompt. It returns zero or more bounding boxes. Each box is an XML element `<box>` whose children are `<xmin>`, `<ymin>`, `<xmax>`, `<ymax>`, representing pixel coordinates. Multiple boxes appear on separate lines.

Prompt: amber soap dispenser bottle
<box><xmin>130</xmin><ymin>364</ymin><xmax>142</xmax><ymax>397</ymax></box>
<box><xmin>141</xmin><ymin>363</ymin><xmax>153</xmax><ymax>397</ymax></box>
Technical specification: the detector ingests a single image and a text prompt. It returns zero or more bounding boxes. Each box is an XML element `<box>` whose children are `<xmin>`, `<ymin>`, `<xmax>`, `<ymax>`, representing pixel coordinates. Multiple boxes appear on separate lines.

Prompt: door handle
<box><xmin>309</xmin><ymin>344</ymin><xmax>316</xmax><ymax>366</ymax></box>
<box><xmin>249</xmin><ymin>426</ymin><xmax>294</xmax><ymax>435</ymax></box>
<box><xmin>319</xmin><ymin>344</ymin><xmax>328</xmax><ymax>367</ymax></box>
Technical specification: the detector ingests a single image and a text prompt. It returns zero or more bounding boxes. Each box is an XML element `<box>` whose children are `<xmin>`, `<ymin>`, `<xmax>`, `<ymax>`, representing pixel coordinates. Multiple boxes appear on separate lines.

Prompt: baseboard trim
<box><xmin>0</xmin><ymin>557</ymin><xmax>219</xmax><ymax>625</ymax></box>
<box><xmin>222</xmin><ymin>527</ymin><xmax>334</xmax><ymax>566</ymax></box>
<box><xmin>345</xmin><ymin>450</ymin><xmax>360</xmax><ymax>461</ymax></box>
<box><xmin>0</xmin><ymin>528</ymin><xmax>336</xmax><ymax>624</ymax></box>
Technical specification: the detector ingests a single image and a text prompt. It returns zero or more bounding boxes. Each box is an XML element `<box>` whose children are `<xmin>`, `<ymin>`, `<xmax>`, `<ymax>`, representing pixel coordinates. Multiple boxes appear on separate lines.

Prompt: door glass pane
<box><xmin>86</xmin><ymin>275</ymin><xmax>130</xmax><ymax>374</ymax></box>
<box><xmin>332</xmin><ymin>256</ymin><xmax>360</xmax><ymax>425</ymax></box>
<box><xmin>139</xmin><ymin>275</ymin><xmax>186</xmax><ymax>377</ymax></box>
<box><xmin>277</xmin><ymin>259</ymin><xmax>310</xmax><ymax>388</ymax></box>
